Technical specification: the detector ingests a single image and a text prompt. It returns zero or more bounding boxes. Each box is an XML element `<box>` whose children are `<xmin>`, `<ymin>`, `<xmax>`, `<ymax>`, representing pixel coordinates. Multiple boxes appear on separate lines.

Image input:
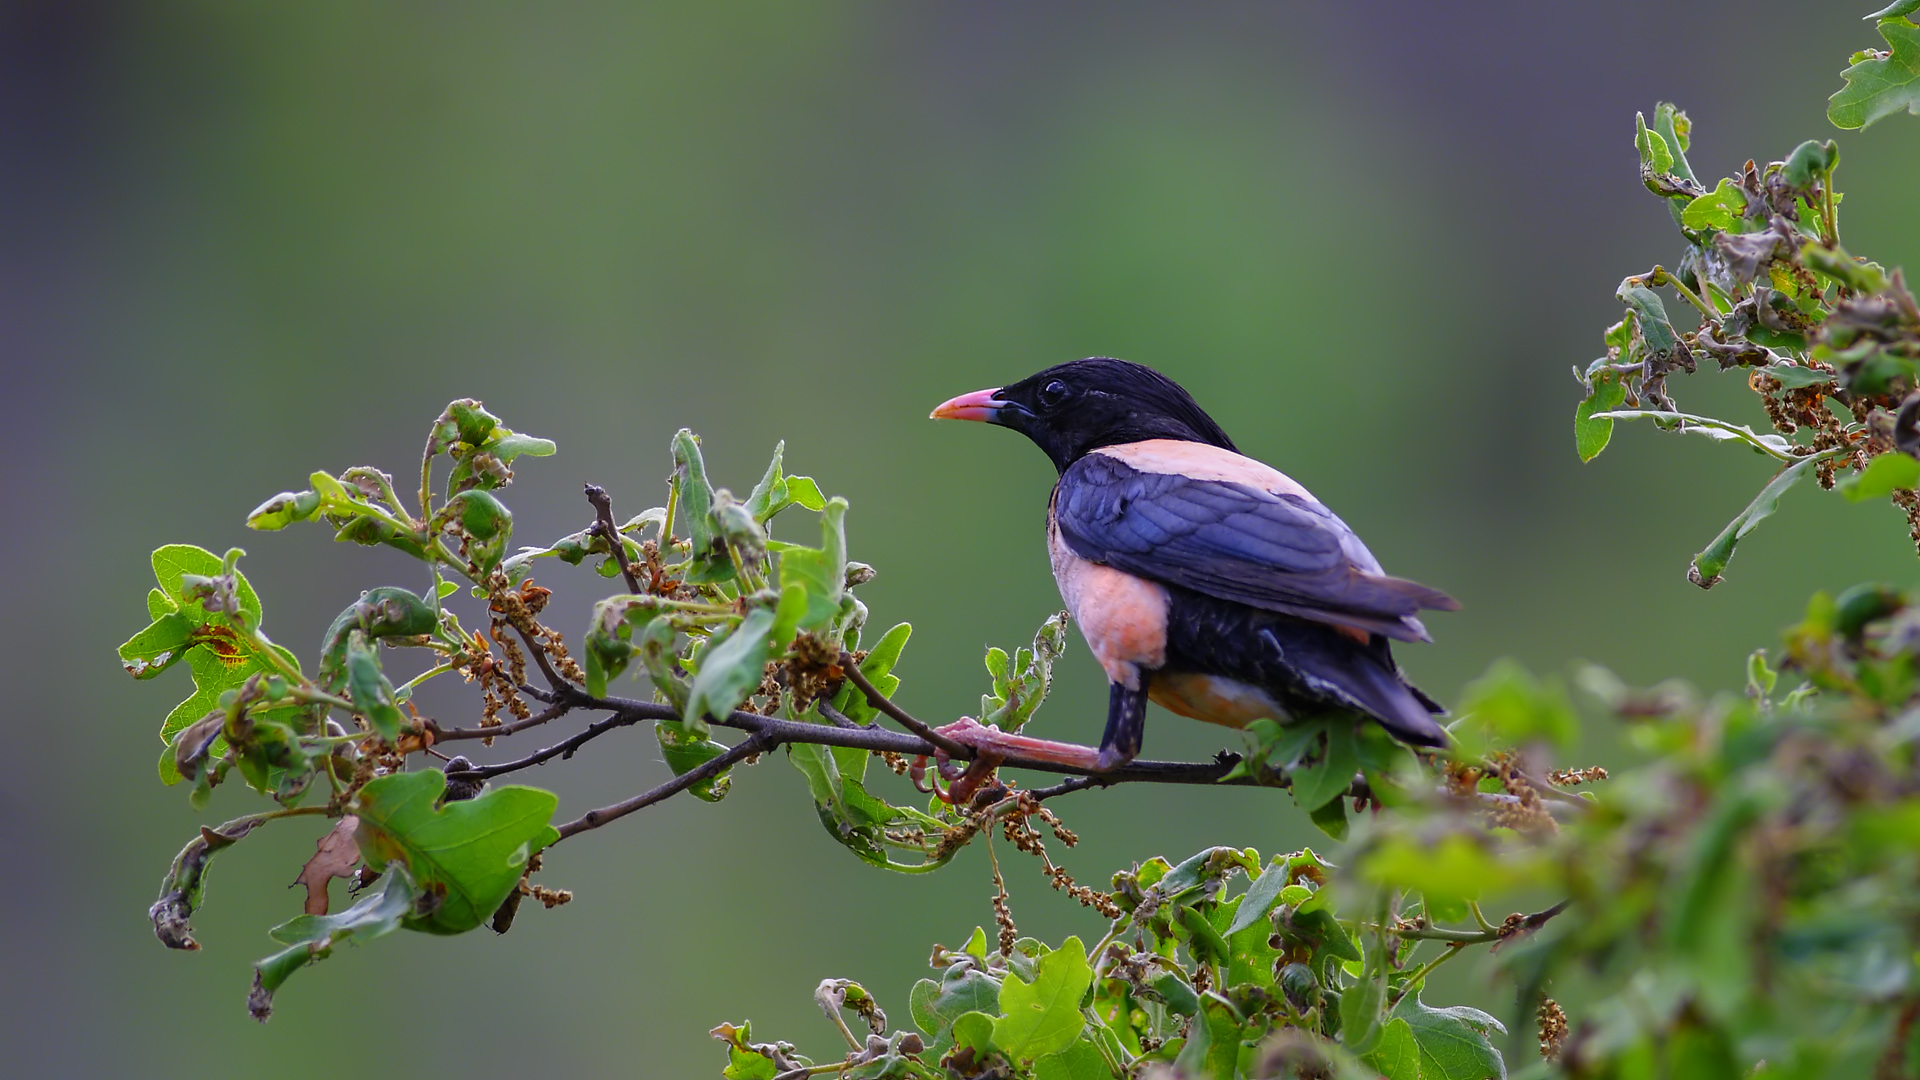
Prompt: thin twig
<box><xmin>554</xmin><ymin>732</ymin><xmax>773</xmax><ymax>841</ymax></box>
<box><xmin>584</xmin><ymin>483</ymin><xmax>644</xmax><ymax>594</ymax></box>
<box><xmin>815</xmin><ymin>701</ymin><xmax>871</xmax><ymax>730</ymax></box>
<box><xmin>838</xmin><ymin>651</ymin><xmax>969</xmax><ymax>758</ymax></box>
<box><xmin>513</xmin><ymin>624</ymin><xmax>572</xmax><ymax>694</ymax></box>
<box><xmin>1381</xmin><ymin>900</ymin><xmax>1571</xmax><ymax>944</ymax></box>
<box><xmin>444</xmin><ymin>709</ymin><xmax>648</xmax><ymax>781</ymax></box>
<box><xmin>433</xmin><ymin>700</ymin><xmax>572</xmax><ymax>742</ymax></box>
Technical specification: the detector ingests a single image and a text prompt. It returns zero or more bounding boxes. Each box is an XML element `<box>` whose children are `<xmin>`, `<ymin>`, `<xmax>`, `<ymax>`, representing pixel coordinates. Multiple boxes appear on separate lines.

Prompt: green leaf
<box><xmin>1309</xmin><ymin>796</ymin><xmax>1350</xmax><ymax>840</ymax></box>
<box><xmin>1032</xmin><ymin>1041</ymin><xmax>1109</xmax><ymax>1080</ymax></box>
<box><xmin>1781</xmin><ymin>139</ymin><xmax>1839</xmax><ymax>190</ymax></box>
<box><xmin>1633</xmin><ymin>111</ymin><xmax>1673</xmax><ymax>175</ymax></box>
<box><xmin>1363</xmin><ymin>1017</ymin><xmax>1421</xmax><ymax>1080</ymax></box>
<box><xmin>448</xmin><ymin>489</ymin><xmax>513</xmax><ymax>574</ymax></box>
<box><xmin>777</xmin><ymin>497</ymin><xmax>848</xmax><ymax>630</ymax></box>
<box><xmin>978</xmin><ymin>612</ymin><xmax>1070</xmax><ymax>732</ymax></box>
<box><xmin>245</xmin><ymin>489</ymin><xmax>324</xmax><ymax>531</ymax></box>
<box><xmin>487</xmin><ymin>432</ymin><xmax>555</xmax><ymax>462</ymax></box>
<box><xmin>993</xmin><ymin>936</ymin><xmax>1093</xmax><ymax>1061</ymax></box>
<box><xmin>249</xmin><ymin>865</ymin><xmax>416</xmax><ymax>1021</ymax></box>
<box><xmin>1226</xmin><ymin>859</ymin><xmax>1290</xmax><ymax>936</ymax></box>
<box><xmin>1341</xmin><ymin>920</ymin><xmax>1389</xmax><ymax>1057</ymax></box>
<box><xmin>784</xmin><ymin>476</ymin><xmax>826</xmax><ymax>511</ymax></box>
<box><xmin>157</xmin><ymin>648</ymin><xmax>270</xmax><ymax>780</ymax></box>
<box><xmin>352</xmin><ymin>770</ymin><xmax>559</xmax><ymax>935</ymax></box>
<box><xmin>834</xmin><ymin>623</ymin><xmax>911</xmax><ymax>726</ymax></box>
<box><xmin>686</xmin><ymin>587</ymin><xmax>806</xmax><ymax>723</ymax></box>
<box><xmin>1841</xmin><ymin>452</ymin><xmax>1920</xmax><ymax>501</ymax></box>
<box><xmin>1393</xmin><ymin>993</ymin><xmax>1507</xmax><ymax>1080</ymax></box>
<box><xmin>951</xmin><ymin>1011</ymin><xmax>999</xmax><ymax>1057</ymax></box>
<box><xmin>1616</xmin><ymin>282</ymin><xmax>1680</xmax><ymax>362</ymax></box>
<box><xmin>1290</xmin><ymin>724</ymin><xmax>1359</xmax><ymax>811</ymax></box>
<box><xmin>1830</xmin><ymin>17</ymin><xmax>1920</xmax><ymax>130</ymax></box>
<box><xmin>672</xmin><ymin>428</ymin><xmax>721</xmax><ymax>568</ymax></box>
<box><xmin>1650</xmin><ymin>102</ymin><xmax>1696</xmax><ymax>184</ymax></box>
<box><xmin>656</xmin><ymin>722</ymin><xmax>736</xmax><ymax>802</ymax></box>
<box><xmin>1574</xmin><ymin>371</ymin><xmax>1628</xmax><ymax>462</ymax></box>
<box><xmin>152</xmin><ymin>544</ymin><xmax>262</xmax><ymax>624</ymax></box>
<box><xmin>1761</xmin><ymin>362</ymin><xmax>1837</xmax><ymax>389</ymax></box>
<box><xmin>1456</xmin><ymin>658</ymin><xmax>1577</xmax><ymax>748</ymax></box>
<box><xmin>1156</xmin><ymin>846</ymin><xmax>1260</xmax><ymax>901</ymax></box>
<box><xmin>119</xmin><ymin>612</ymin><xmax>196</xmax><ymax>680</ymax></box>
<box><xmin>317</xmin><ymin>587</ymin><xmax>434</xmax><ymax>692</ymax></box>
<box><xmin>1152</xmin><ymin>972</ymin><xmax>1200</xmax><ymax>1017</ymax></box>
<box><xmin>1173</xmin><ymin>992</ymin><xmax>1245</xmax><ymax>1080</ymax></box>
<box><xmin>344</xmin><ymin>631</ymin><xmax>406</xmax><ymax>743</ymax></box>
<box><xmin>1689</xmin><ymin>451</ymin><xmax>1834</xmax><ymax>588</ymax></box>
<box><xmin>1680</xmin><ymin>178</ymin><xmax>1746</xmax><ymax>232</ymax></box>
<box><xmin>910</xmin><ymin>965</ymin><xmax>1002</xmax><ymax>1052</ymax></box>
<box><xmin>1212</xmin><ymin>896</ymin><xmax>1283</xmax><ymax>991</ymax></box>
<box><xmin>445</xmin><ymin>399</ymin><xmax>500</xmax><ymax>447</ymax></box>
<box><xmin>1363</xmin><ymin>834</ymin><xmax>1541</xmax><ymax>906</ymax></box>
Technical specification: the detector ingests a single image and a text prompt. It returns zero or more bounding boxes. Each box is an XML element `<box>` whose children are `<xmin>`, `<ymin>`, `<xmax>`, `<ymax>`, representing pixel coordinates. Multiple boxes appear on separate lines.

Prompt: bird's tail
<box><xmin>1352</xmin><ymin>667</ymin><xmax>1448</xmax><ymax>747</ymax></box>
<box><xmin>1257</xmin><ymin>625</ymin><xmax>1448</xmax><ymax>747</ymax></box>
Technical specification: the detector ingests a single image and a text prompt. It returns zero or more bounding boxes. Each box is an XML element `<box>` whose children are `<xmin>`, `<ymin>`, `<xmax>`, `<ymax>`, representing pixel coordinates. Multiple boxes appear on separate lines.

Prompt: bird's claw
<box><xmin>910</xmin><ymin>719</ymin><xmax>1007</xmax><ymax>805</ymax></box>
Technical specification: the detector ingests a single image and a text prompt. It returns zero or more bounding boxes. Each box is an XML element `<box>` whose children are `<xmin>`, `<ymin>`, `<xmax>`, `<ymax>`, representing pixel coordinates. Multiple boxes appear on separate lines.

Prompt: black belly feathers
<box><xmin>931</xmin><ymin>357</ymin><xmax>1457</xmax><ymax>765</ymax></box>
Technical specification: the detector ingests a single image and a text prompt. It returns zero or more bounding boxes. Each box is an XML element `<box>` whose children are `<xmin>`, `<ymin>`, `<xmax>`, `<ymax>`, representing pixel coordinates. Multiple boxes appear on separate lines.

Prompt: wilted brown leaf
<box><xmin>293</xmin><ymin>816</ymin><xmax>361</xmax><ymax>916</ymax></box>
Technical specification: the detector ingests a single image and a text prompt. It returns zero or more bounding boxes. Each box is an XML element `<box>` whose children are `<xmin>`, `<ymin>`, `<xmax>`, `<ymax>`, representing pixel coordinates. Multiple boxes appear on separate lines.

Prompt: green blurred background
<box><xmin>4</xmin><ymin>2</ymin><xmax>1918</xmax><ymax>1074</ymax></box>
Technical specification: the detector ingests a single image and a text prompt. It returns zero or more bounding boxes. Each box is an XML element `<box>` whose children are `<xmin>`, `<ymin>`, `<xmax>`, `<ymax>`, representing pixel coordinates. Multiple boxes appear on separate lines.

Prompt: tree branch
<box><xmin>1382</xmin><ymin>899</ymin><xmax>1571</xmax><ymax>944</ymax></box>
<box><xmin>838</xmin><ymin>651</ymin><xmax>969</xmax><ymax>758</ymax></box>
<box><xmin>553</xmin><ymin>731</ymin><xmax>773</xmax><ymax>841</ymax></box>
<box><xmin>443</xmin><ymin>707</ymin><xmax>645</xmax><ymax>781</ymax></box>
<box><xmin>513</xmin><ymin>623</ymin><xmax>572</xmax><ymax>694</ymax></box>
<box><xmin>432</xmin><ymin>700</ymin><xmax>572</xmax><ymax>743</ymax></box>
<box><xmin>583</xmin><ymin>483</ymin><xmax>643</xmax><ymax>594</ymax></box>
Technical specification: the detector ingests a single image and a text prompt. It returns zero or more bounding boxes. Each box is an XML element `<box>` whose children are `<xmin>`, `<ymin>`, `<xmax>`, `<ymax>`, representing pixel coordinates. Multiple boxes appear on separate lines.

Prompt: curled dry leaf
<box><xmin>293</xmin><ymin>816</ymin><xmax>361</xmax><ymax>916</ymax></box>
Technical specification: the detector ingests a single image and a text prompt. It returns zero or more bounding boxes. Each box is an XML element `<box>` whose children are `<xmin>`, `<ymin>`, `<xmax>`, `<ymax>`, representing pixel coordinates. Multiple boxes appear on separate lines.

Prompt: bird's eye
<box><xmin>1037</xmin><ymin>380</ymin><xmax>1069</xmax><ymax>409</ymax></box>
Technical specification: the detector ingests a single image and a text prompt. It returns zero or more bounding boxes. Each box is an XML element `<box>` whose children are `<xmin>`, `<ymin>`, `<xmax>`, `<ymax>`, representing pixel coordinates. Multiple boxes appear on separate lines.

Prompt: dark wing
<box><xmin>1054</xmin><ymin>453</ymin><xmax>1457</xmax><ymax>643</ymax></box>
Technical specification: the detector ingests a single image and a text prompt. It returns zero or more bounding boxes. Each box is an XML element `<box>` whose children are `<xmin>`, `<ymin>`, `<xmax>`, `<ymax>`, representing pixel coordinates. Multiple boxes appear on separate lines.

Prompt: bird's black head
<box><xmin>931</xmin><ymin>358</ymin><xmax>1237</xmax><ymax>473</ymax></box>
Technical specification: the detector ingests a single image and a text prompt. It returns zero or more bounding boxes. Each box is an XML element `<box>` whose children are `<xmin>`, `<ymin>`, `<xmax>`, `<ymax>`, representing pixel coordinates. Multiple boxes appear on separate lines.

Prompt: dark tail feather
<box><xmin>1255</xmin><ymin>625</ymin><xmax>1449</xmax><ymax>747</ymax></box>
<box><xmin>1361</xmin><ymin>676</ymin><xmax>1449</xmax><ymax>747</ymax></box>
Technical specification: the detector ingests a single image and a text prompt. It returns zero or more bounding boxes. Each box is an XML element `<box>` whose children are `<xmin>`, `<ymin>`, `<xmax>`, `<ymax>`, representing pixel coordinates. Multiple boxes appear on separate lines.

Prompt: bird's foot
<box><xmin>909</xmin><ymin>718</ymin><xmax>1113</xmax><ymax>804</ymax></box>
<box><xmin>910</xmin><ymin>719</ymin><xmax>1004</xmax><ymax>805</ymax></box>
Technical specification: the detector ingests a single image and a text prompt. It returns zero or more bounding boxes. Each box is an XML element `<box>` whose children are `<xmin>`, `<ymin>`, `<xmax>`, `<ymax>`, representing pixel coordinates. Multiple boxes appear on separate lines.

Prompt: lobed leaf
<box><xmin>1830</xmin><ymin>17</ymin><xmax>1920</xmax><ymax>129</ymax></box>
<box><xmin>352</xmin><ymin>770</ymin><xmax>559</xmax><ymax>935</ymax></box>
<box><xmin>993</xmin><ymin>936</ymin><xmax>1092</xmax><ymax>1061</ymax></box>
<box><xmin>1392</xmin><ymin>993</ymin><xmax>1507</xmax><ymax>1080</ymax></box>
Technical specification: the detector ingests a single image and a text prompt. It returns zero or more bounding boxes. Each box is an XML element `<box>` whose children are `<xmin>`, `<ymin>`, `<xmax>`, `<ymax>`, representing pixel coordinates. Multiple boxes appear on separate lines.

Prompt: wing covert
<box><xmin>1053</xmin><ymin>452</ymin><xmax>1456</xmax><ymax>643</ymax></box>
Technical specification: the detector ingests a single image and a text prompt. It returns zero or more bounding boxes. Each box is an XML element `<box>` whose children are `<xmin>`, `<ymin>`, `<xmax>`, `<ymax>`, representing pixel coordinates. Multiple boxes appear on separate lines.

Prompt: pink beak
<box><xmin>929</xmin><ymin>387</ymin><xmax>1005</xmax><ymax>422</ymax></box>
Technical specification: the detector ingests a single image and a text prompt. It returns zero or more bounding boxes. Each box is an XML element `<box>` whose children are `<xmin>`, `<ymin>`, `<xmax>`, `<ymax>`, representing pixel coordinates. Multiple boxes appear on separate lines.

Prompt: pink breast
<box><xmin>1048</xmin><ymin>522</ymin><xmax>1167</xmax><ymax>690</ymax></box>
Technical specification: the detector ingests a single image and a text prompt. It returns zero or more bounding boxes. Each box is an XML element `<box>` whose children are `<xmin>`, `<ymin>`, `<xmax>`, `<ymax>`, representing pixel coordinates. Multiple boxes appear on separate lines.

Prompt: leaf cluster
<box><xmin>1576</xmin><ymin>94</ymin><xmax>1920</xmax><ymax>587</ymax></box>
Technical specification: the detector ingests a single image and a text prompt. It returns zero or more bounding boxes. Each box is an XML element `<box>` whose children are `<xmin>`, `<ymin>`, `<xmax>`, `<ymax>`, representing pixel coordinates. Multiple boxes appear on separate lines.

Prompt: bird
<box><xmin>929</xmin><ymin>357</ymin><xmax>1456</xmax><ymax>773</ymax></box>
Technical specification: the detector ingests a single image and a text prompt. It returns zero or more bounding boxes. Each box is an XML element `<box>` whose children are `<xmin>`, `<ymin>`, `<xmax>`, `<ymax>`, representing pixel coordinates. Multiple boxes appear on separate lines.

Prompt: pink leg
<box><xmin>936</xmin><ymin>718</ymin><xmax>1107</xmax><ymax>772</ymax></box>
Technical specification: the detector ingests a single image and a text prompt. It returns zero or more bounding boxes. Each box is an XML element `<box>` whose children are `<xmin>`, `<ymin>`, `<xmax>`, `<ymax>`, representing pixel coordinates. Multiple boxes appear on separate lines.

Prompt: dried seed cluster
<box><xmin>1538</xmin><ymin>997</ymin><xmax>1569</xmax><ymax>1061</ymax></box>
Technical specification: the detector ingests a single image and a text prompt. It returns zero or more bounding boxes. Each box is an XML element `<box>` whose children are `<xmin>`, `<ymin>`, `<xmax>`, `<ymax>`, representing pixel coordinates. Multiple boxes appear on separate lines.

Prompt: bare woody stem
<box><xmin>1377</xmin><ymin>899</ymin><xmax>1571</xmax><ymax>944</ymax></box>
<box><xmin>554</xmin><ymin>731</ymin><xmax>773</xmax><ymax>841</ymax></box>
<box><xmin>839</xmin><ymin>650</ymin><xmax>970</xmax><ymax>758</ymax></box>
<box><xmin>583</xmin><ymin>483</ymin><xmax>644</xmax><ymax>594</ymax></box>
